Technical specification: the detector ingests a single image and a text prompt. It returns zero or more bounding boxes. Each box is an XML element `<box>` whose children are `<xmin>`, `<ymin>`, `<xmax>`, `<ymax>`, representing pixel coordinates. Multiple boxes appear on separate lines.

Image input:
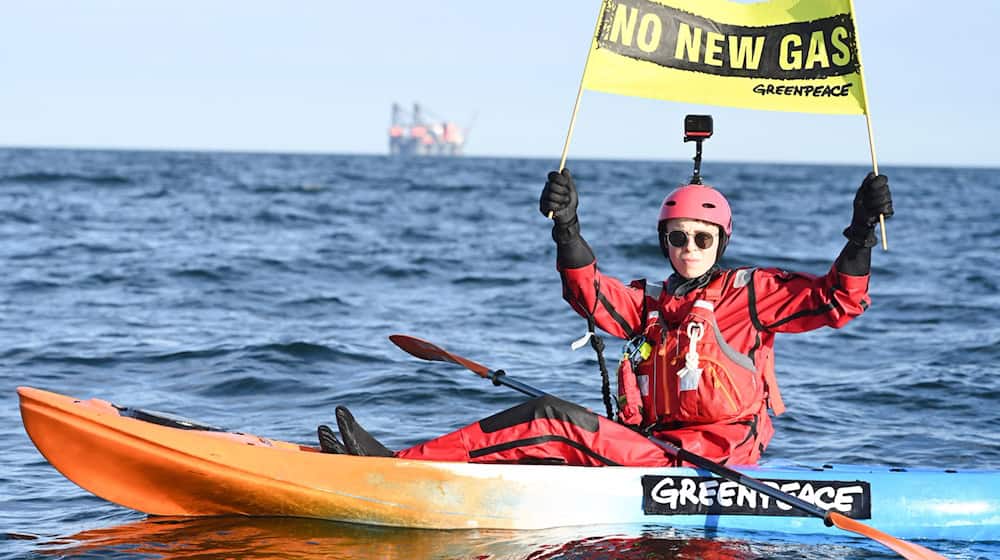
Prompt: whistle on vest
<box><xmin>677</xmin><ymin>322</ymin><xmax>705</xmax><ymax>391</ymax></box>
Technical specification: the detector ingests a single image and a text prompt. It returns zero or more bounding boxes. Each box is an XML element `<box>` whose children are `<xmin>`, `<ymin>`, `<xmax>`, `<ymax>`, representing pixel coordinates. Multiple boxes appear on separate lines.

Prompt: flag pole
<box><xmin>549</xmin><ymin>1</ymin><xmax>608</xmax><ymax>219</ymax></box>
<box><xmin>849</xmin><ymin>0</ymin><xmax>887</xmax><ymax>251</ymax></box>
<box><xmin>558</xmin><ymin>77</ymin><xmax>587</xmax><ymax>173</ymax></box>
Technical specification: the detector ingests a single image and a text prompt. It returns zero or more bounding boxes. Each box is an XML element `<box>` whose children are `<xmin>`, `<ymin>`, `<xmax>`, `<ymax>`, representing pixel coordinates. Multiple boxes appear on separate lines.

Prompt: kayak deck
<box><xmin>17</xmin><ymin>386</ymin><xmax>1000</xmax><ymax>540</ymax></box>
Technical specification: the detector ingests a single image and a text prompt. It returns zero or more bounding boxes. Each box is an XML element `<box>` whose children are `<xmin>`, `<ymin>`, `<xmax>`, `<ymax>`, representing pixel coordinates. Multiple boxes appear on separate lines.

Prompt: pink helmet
<box><xmin>657</xmin><ymin>184</ymin><xmax>732</xmax><ymax>235</ymax></box>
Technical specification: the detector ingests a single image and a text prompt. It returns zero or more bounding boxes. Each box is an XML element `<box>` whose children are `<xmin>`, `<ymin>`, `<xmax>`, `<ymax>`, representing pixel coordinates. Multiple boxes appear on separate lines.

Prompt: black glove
<box><xmin>539</xmin><ymin>169</ymin><xmax>578</xmax><ymax>226</ymax></box>
<box><xmin>843</xmin><ymin>172</ymin><xmax>893</xmax><ymax>247</ymax></box>
<box><xmin>540</xmin><ymin>168</ymin><xmax>595</xmax><ymax>268</ymax></box>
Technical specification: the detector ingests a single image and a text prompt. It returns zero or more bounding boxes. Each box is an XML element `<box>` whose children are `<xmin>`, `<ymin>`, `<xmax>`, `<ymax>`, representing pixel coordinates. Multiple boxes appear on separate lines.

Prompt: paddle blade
<box><xmin>827</xmin><ymin>512</ymin><xmax>949</xmax><ymax>560</ymax></box>
<box><xmin>389</xmin><ymin>335</ymin><xmax>491</xmax><ymax>377</ymax></box>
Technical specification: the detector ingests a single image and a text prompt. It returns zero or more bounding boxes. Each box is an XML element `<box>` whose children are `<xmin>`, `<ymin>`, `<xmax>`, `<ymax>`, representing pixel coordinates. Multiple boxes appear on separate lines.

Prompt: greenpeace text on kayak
<box><xmin>643</xmin><ymin>476</ymin><xmax>871</xmax><ymax>518</ymax></box>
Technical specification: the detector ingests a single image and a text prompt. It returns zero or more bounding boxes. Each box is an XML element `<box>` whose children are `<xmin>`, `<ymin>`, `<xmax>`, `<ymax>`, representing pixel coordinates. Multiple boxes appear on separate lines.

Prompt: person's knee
<box><xmin>479</xmin><ymin>394</ymin><xmax>598</xmax><ymax>433</ymax></box>
<box><xmin>530</xmin><ymin>395</ymin><xmax>599</xmax><ymax>431</ymax></box>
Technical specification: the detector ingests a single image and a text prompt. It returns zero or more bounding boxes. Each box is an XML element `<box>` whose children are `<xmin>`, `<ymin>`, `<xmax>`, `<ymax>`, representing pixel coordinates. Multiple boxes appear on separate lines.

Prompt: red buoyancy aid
<box><xmin>616</xmin><ymin>272</ymin><xmax>785</xmax><ymax>428</ymax></box>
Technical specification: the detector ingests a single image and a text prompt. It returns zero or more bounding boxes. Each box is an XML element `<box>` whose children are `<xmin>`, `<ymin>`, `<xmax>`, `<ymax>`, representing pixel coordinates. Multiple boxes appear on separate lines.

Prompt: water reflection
<box><xmin>523</xmin><ymin>534</ymin><xmax>756</xmax><ymax>559</ymax></box>
<box><xmin>36</xmin><ymin>517</ymin><xmax>863</xmax><ymax>560</ymax></box>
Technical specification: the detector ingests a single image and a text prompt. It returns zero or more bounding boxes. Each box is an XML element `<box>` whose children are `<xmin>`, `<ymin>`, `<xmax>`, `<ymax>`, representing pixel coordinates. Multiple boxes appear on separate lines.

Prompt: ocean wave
<box><xmin>929</xmin><ymin>340</ymin><xmax>1000</xmax><ymax>365</ymax></box>
<box><xmin>612</xmin><ymin>242</ymin><xmax>666</xmax><ymax>261</ymax></box>
<box><xmin>240</xmin><ymin>182</ymin><xmax>327</xmax><ymax>194</ymax></box>
<box><xmin>169</xmin><ymin>266</ymin><xmax>238</xmax><ymax>283</ymax></box>
<box><xmin>451</xmin><ymin>275</ymin><xmax>527</xmax><ymax>287</ymax></box>
<box><xmin>282</xmin><ymin>294</ymin><xmax>351</xmax><ymax>307</ymax></box>
<box><xmin>0</xmin><ymin>172</ymin><xmax>131</xmax><ymax>187</ymax></box>
<box><xmin>371</xmin><ymin>264</ymin><xmax>432</xmax><ymax>279</ymax></box>
<box><xmin>143</xmin><ymin>347</ymin><xmax>235</xmax><ymax>363</ymax></box>
<box><xmin>245</xmin><ymin>341</ymin><xmax>377</xmax><ymax>363</ymax></box>
<box><xmin>130</xmin><ymin>186</ymin><xmax>170</xmax><ymax>199</ymax></box>
<box><xmin>0</xmin><ymin>210</ymin><xmax>37</xmax><ymax>224</ymax></box>
<box><xmin>194</xmin><ymin>375</ymin><xmax>309</xmax><ymax>397</ymax></box>
<box><xmin>10</xmin><ymin>341</ymin><xmax>386</xmax><ymax>375</ymax></box>
<box><xmin>251</xmin><ymin>208</ymin><xmax>326</xmax><ymax>225</ymax></box>
<box><xmin>7</xmin><ymin>279</ymin><xmax>65</xmax><ymax>291</ymax></box>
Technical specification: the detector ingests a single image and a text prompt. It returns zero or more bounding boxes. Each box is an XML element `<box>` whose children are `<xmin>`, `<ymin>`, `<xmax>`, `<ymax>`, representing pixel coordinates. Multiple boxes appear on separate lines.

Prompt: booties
<box><xmin>335</xmin><ymin>406</ymin><xmax>394</xmax><ymax>457</ymax></box>
<box><xmin>317</xmin><ymin>424</ymin><xmax>347</xmax><ymax>454</ymax></box>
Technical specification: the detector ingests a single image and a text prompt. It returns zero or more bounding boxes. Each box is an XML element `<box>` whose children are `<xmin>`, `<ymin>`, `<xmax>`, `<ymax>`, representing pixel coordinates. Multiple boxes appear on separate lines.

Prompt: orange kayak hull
<box><xmin>18</xmin><ymin>386</ymin><xmax>523</xmax><ymax>528</ymax></box>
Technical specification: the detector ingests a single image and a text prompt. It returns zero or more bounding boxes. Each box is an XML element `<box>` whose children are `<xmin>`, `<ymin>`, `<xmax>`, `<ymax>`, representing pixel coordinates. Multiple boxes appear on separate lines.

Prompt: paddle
<box><xmin>388</xmin><ymin>335</ymin><xmax>543</xmax><ymax>399</ymax></box>
<box><xmin>389</xmin><ymin>334</ymin><xmax>948</xmax><ymax>560</ymax></box>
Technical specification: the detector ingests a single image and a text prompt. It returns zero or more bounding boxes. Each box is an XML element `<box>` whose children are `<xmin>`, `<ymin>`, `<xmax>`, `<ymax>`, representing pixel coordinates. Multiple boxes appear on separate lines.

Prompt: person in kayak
<box><xmin>320</xmin><ymin>170</ymin><xmax>893</xmax><ymax>466</ymax></box>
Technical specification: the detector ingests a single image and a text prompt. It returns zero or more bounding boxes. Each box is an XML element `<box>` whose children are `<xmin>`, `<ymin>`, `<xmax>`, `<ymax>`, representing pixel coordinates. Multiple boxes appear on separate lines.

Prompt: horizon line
<box><xmin>1</xmin><ymin>143</ymin><xmax>995</xmax><ymax>171</ymax></box>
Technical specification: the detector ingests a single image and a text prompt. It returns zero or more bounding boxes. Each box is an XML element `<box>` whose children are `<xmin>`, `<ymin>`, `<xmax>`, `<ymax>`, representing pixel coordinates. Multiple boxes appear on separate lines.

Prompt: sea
<box><xmin>1</xmin><ymin>148</ymin><xmax>997</xmax><ymax>559</ymax></box>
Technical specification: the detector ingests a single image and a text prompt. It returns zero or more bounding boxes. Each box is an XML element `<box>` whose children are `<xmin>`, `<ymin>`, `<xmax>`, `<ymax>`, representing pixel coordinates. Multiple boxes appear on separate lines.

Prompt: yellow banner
<box><xmin>581</xmin><ymin>0</ymin><xmax>867</xmax><ymax>114</ymax></box>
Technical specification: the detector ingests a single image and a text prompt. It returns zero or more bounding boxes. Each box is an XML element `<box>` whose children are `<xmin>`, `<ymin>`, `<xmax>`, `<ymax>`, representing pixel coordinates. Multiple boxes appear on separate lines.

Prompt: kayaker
<box><xmin>320</xmin><ymin>170</ymin><xmax>893</xmax><ymax>466</ymax></box>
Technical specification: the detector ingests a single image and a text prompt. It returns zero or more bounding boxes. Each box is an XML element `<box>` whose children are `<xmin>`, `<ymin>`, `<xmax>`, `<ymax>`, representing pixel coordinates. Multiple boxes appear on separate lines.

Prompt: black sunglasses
<box><xmin>666</xmin><ymin>230</ymin><xmax>716</xmax><ymax>250</ymax></box>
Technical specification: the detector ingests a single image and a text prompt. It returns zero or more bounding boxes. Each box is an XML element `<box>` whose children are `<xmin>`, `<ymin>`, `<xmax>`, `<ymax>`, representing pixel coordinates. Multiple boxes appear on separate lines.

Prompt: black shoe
<box><xmin>335</xmin><ymin>406</ymin><xmax>394</xmax><ymax>457</ymax></box>
<box><xmin>317</xmin><ymin>424</ymin><xmax>348</xmax><ymax>454</ymax></box>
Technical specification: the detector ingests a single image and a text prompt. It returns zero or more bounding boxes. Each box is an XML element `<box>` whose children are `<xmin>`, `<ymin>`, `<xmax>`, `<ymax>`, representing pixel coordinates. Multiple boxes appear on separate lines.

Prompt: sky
<box><xmin>2</xmin><ymin>1</ymin><xmax>998</xmax><ymax>167</ymax></box>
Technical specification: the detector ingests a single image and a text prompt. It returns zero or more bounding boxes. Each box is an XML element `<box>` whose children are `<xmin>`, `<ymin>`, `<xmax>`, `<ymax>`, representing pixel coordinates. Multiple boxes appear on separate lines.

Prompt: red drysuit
<box><xmin>396</xmin><ymin>263</ymin><xmax>869</xmax><ymax>466</ymax></box>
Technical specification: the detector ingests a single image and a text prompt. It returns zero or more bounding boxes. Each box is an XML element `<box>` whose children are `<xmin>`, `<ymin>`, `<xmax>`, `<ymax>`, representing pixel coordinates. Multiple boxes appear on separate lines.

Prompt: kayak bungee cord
<box><xmin>389</xmin><ymin>334</ymin><xmax>948</xmax><ymax>560</ymax></box>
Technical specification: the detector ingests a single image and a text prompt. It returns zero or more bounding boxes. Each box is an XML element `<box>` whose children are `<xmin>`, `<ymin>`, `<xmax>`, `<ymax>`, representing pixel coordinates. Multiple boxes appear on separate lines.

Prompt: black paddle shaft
<box><xmin>485</xmin><ymin>367</ymin><xmax>831</xmax><ymax>522</ymax></box>
<box><xmin>488</xmin><ymin>369</ymin><xmax>544</xmax><ymax>398</ymax></box>
<box><xmin>484</xmin><ymin>365</ymin><xmax>830</xmax><ymax>520</ymax></box>
<box><xmin>490</xmin><ymin>369</ymin><xmax>829</xmax><ymax>521</ymax></box>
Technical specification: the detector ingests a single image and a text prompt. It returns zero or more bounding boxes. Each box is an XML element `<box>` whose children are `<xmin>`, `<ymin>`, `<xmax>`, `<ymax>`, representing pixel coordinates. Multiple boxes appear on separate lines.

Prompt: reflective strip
<box><xmin>645</xmin><ymin>283</ymin><xmax>663</xmax><ymax>299</ymax></box>
<box><xmin>733</xmin><ymin>268</ymin><xmax>755</xmax><ymax>289</ymax></box>
<box><xmin>708</xmin><ymin>314</ymin><xmax>757</xmax><ymax>372</ymax></box>
<box><xmin>637</xmin><ymin>375</ymin><xmax>650</xmax><ymax>396</ymax></box>
<box><xmin>693</xmin><ymin>300</ymin><xmax>714</xmax><ymax>311</ymax></box>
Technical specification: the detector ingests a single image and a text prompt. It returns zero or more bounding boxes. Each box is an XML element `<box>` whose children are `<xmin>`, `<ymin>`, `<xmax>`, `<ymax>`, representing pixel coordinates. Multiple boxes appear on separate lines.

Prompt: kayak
<box><xmin>18</xmin><ymin>386</ymin><xmax>999</xmax><ymax>540</ymax></box>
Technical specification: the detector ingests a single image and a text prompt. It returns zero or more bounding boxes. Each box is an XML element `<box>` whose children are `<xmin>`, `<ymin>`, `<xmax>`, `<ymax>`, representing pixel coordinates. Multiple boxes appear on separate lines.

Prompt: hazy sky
<box><xmin>3</xmin><ymin>1</ymin><xmax>998</xmax><ymax>167</ymax></box>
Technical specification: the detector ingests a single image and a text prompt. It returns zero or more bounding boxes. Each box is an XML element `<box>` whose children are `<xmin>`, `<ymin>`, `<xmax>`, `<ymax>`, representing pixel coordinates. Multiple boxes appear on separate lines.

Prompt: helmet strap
<box><xmin>716</xmin><ymin>230</ymin><xmax>729</xmax><ymax>262</ymax></box>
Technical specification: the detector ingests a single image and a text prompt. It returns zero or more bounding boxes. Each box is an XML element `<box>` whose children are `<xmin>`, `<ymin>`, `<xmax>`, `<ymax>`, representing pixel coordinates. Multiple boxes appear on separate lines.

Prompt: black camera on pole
<box><xmin>684</xmin><ymin>114</ymin><xmax>713</xmax><ymax>185</ymax></box>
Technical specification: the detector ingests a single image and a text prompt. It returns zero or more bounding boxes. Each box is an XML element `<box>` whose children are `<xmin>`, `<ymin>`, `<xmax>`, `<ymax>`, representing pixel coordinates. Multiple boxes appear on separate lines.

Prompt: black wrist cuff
<box><xmin>552</xmin><ymin>218</ymin><xmax>596</xmax><ymax>268</ymax></box>
<box><xmin>552</xmin><ymin>217</ymin><xmax>580</xmax><ymax>244</ymax></box>
<box><xmin>835</xmin><ymin>239</ymin><xmax>872</xmax><ymax>276</ymax></box>
<box><xmin>842</xmin><ymin>225</ymin><xmax>878</xmax><ymax>248</ymax></box>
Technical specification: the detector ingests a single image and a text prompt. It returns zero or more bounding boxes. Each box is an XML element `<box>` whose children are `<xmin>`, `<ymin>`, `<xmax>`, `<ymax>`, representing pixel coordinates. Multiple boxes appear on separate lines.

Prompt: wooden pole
<box><xmin>548</xmin><ymin>1</ymin><xmax>607</xmax><ymax>219</ymax></box>
<box><xmin>850</xmin><ymin>0</ymin><xmax>887</xmax><ymax>251</ymax></box>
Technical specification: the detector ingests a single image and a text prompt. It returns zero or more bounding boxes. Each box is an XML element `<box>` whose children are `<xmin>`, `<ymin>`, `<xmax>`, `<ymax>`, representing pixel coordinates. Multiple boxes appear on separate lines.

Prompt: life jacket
<box><xmin>616</xmin><ymin>271</ymin><xmax>785</xmax><ymax>428</ymax></box>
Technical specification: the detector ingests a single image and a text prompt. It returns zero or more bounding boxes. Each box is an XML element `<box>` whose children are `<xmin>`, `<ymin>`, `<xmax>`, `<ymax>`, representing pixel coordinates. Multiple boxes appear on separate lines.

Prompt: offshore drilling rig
<box><xmin>388</xmin><ymin>103</ymin><xmax>467</xmax><ymax>156</ymax></box>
